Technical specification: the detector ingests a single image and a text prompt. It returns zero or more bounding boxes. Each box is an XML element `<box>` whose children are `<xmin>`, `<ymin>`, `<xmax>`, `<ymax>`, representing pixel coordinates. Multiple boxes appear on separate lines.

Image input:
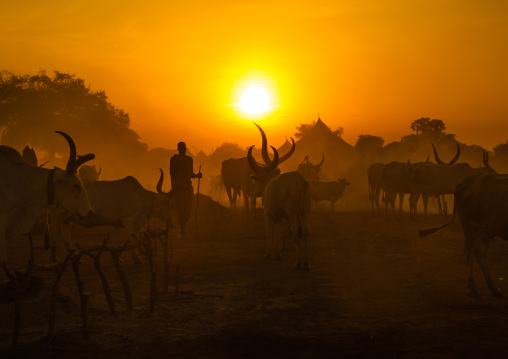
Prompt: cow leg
<box><xmin>422</xmin><ymin>193</ymin><xmax>430</xmax><ymax>218</ymax></box>
<box><xmin>273</xmin><ymin>222</ymin><xmax>284</xmax><ymax>260</ymax></box>
<box><xmin>398</xmin><ymin>193</ymin><xmax>404</xmax><ymax>215</ymax></box>
<box><xmin>297</xmin><ymin>213</ymin><xmax>310</xmax><ymax>271</ymax></box>
<box><xmin>436</xmin><ymin>195</ymin><xmax>443</xmax><ymax>215</ymax></box>
<box><xmin>374</xmin><ymin>188</ymin><xmax>381</xmax><ymax>216</ymax></box>
<box><xmin>409</xmin><ymin>193</ymin><xmax>419</xmax><ymax>220</ymax></box>
<box><xmin>225</xmin><ymin>185</ymin><xmax>235</xmax><ymax>216</ymax></box>
<box><xmin>476</xmin><ymin>235</ymin><xmax>503</xmax><ymax>297</ymax></box>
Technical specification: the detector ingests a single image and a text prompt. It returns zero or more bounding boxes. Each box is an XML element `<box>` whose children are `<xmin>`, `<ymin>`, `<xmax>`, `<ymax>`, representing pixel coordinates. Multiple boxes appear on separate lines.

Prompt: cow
<box><xmin>78</xmin><ymin>164</ymin><xmax>102</xmax><ymax>181</ymax></box>
<box><xmin>308</xmin><ymin>178</ymin><xmax>350</xmax><ymax>222</ymax></box>
<box><xmin>247</xmin><ymin>142</ymin><xmax>311</xmax><ymax>270</ymax></box>
<box><xmin>381</xmin><ymin>160</ymin><xmax>411</xmax><ymax>218</ymax></box>
<box><xmin>0</xmin><ymin>131</ymin><xmax>94</xmax><ymax>283</ymax></box>
<box><xmin>418</xmin><ymin>169</ymin><xmax>507</xmax><ymax>297</ymax></box>
<box><xmin>408</xmin><ymin>144</ymin><xmax>492</xmax><ymax>218</ymax></box>
<box><xmin>367</xmin><ymin>163</ymin><xmax>385</xmax><ymax>216</ymax></box>
<box><xmin>59</xmin><ymin>168</ymin><xmax>176</xmax><ymax>263</ymax></box>
<box><xmin>221</xmin><ymin>123</ymin><xmax>295</xmax><ymax>218</ymax></box>
<box><xmin>297</xmin><ymin>154</ymin><xmax>324</xmax><ymax>180</ymax></box>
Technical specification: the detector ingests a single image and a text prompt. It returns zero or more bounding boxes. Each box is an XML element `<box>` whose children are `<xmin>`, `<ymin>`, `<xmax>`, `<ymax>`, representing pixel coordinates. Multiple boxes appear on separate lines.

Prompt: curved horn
<box><xmin>299</xmin><ymin>156</ymin><xmax>309</xmax><ymax>166</ymax></box>
<box><xmin>253</xmin><ymin>123</ymin><xmax>271</xmax><ymax>164</ymax></box>
<box><xmin>448</xmin><ymin>143</ymin><xmax>460</xmax><ymax>165</ymax></box>
<box><xmin>425</xmin><ymin>154</ymin><xmax>429</xmax><ymax>163</ymax></box>
<box><xmin>156</xmin><ymin>168</ymin><xmax>164</xmax><ymax>194</ymax></box>
<box><xmin>277</xmin><ymin>137</ymin><xmax>295</xmax><ymax>164</ymax></box>
<box><xmin>97</xmin><ymin>166</ymin><xmax>102</xmax><ymax>176</ymax></box>
<box><xmin>316</xmin><ymin>154</ymin><xmax>325</xmax><ymax>169</ymax></box>
<box><xmin>75</xmin><ymin>154</ymin><xmax>95</xmax><ymax>170</ymax></box>
<box><xmin>55</xmin><ymin>131</ymin><xmax>77</xmax><ymax>173</ymax></box>
<box><xmin>482</xmin><ymin>148</ymin><xmax>489</xmax><ymax>167</ymax></box>
<box><xmin>247</xmin><ymin>145</ymin><xmax>279</xmax><ymax>173</ymax></box>
<box><xmin>432</xmin><ymin>144</ymin><xmax>445</xmax><ymax>165</ymax></box>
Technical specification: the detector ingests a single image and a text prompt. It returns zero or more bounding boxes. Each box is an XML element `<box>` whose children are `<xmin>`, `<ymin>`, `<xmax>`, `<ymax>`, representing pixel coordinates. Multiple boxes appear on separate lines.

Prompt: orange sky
<box><xmin>1</xmin><ymin>1</ymin><xmax>507</xmax><ymax>154</ymax></box>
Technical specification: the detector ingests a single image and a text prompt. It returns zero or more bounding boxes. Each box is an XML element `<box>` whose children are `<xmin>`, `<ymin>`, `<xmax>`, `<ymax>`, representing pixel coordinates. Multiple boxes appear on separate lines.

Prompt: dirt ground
<box><xmin>2</xmin><ymin>197</ymin><xmax>508</xmax><ymax>359</ymax></box>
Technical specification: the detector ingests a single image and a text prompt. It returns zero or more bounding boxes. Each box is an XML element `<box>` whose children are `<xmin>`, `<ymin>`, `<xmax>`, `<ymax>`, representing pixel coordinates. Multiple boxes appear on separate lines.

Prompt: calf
<box><xmin>308</xmin><ymin>178</ymin><xmax>350</xmax><ymax>222</ymax></box>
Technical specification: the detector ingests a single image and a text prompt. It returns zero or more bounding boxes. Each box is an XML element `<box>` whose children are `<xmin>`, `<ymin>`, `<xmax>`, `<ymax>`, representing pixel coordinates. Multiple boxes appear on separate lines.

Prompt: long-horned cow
<box><xmin>0</xmin><ymin>131</ymin><xmax>94</xmax><ymax>283</ymax></box>
<box><xmin>247</xmin><ymin>137</ymin><xmax>311</xmax><ymax>270</ymax></box>
<box><xmin>60</xmin><ymin>169</ymin><xmax>176</xmax><ymax>262</ymax></box>
<box><xmin>418</xmin><ymin>169</ymin><xmax>506</xmax><ymax>297</ymax></box>
<box><xmin>408</xmin><ymin>144</ymin><xmax>492</xmax><ymax>218</ymax></box>
<box><xmin>221</xmin><ymin>123</ymin><xmax>295</xmax><ymax>217</ymax></box>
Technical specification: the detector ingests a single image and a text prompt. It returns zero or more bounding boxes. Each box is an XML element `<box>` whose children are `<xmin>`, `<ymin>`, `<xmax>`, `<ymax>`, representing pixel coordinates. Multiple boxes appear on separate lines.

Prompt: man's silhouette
<box><xmin>170</xmin><ymin>141</ymin><xmax>202</xmax><ymax>238</ymax></box>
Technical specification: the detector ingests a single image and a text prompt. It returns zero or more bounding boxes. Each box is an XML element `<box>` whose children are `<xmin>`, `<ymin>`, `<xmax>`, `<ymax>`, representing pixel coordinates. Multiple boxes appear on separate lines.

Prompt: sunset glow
<box><xmin>239</xmin><ymin>86</ymin><xmax>270</xmax><ymax>115</ymax></box>
<box><xmin>1</xmin><ymin>1</ymin><xmax>508</xmax><ymax>152</ymax></box>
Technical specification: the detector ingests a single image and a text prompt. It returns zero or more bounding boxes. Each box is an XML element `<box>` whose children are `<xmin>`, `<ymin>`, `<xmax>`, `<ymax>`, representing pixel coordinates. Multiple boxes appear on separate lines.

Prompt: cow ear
<box><xmin>250</xmin><ymin>175</ymin><xmax>256</xmax><ymax>180</ymax></box>
<box><xmin>346</xmin><ymin>181</ymin><xmax>350</xmax><ymax>186</ymax></box>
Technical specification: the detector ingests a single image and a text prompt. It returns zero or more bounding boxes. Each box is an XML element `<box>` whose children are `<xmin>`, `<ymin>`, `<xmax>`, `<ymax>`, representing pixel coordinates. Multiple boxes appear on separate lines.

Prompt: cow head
<box><xmin>247</xmin><ymin>145</ymin><xmax>280</xmax><ymax>197</ymax></box>
<box><xmin>254</xmin><ymin>123</ymin><xmax>295</xmax><ymax>165</ymax></box>
<box><xmin>432</xmin><ymin>143</ymin><xmax>460</xmax><ymax>165</ymax></box>
<box><xmin>78</xmin><ymin>164</ymin><xmax>101</xmax><ymax>181</ymax></box>
<box><xmin>297</xmin><ymin>155</ymin><xmax>324</xmax><ymax>180</ymax></box>
<box><xmin>52</xmin><ymin>131</ymin><xmax>94</xmax><ymax>219</ymax></box>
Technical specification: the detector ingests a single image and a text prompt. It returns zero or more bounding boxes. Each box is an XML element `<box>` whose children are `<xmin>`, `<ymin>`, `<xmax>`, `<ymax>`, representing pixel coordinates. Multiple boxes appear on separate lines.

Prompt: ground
<box><xmin>2</xmin><ymin>198</ymin><xmax>508</xmax><ymax>358</ymax></box>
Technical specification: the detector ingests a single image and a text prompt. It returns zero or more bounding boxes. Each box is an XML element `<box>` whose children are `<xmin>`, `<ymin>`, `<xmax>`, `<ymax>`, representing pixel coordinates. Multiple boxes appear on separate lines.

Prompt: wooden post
<box><xmin>71</xmin><ymin>253</ymin><xmax>89</xmax><ymax>341</ymax></box>
<box><xmin>108</xmin><ymin>234</ymin><xmax>133</xmax><ymax>312</ymax></box>
<box><xmin>88</xmin><ymin>240</ymin><xmax>117</xmax><ymax>317</ymax></box>
<box><xmin>47</xmin><ymin>250</ymin><xmax>74</xmax><ymax>345</ymax></box>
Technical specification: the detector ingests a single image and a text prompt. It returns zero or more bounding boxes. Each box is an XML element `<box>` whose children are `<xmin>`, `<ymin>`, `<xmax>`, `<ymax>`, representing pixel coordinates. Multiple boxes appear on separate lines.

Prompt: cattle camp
<box><xmin>2</xmin><ymin>4</ymin><xmax>508</xmax><ymax>356</ymax></box>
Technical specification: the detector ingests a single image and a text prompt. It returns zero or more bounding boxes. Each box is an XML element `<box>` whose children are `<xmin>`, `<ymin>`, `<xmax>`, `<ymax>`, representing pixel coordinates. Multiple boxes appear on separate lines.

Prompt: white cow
<box><xmin>59</xmin><ymin>169</ymin><xmax>176</xmax><ymax>262</ymax></box>
<box><xmin>248</xmin><ymin>142</ymin><xmax>311</xmax><ymax>270</ymax></box>
<box><xmin>0</xmin><ymin>131</ymin><xmax>94</xmax><ymax>283</ymax></box>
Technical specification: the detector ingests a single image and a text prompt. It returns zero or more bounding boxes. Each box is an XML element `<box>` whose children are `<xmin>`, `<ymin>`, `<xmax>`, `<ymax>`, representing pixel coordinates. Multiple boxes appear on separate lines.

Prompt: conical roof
<box><xmin>290</xmin><ymin>116</ymin><xmax>358</xmax><ymax>177</ymax></box>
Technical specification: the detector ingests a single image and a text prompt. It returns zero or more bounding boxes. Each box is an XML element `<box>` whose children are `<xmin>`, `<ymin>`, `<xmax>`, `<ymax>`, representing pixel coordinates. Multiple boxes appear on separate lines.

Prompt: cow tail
<box><xmin>368</xmin><ymin>179</ymin><xmax>372</xmax><ymax>201</ymax></box>
<box><xmin>418</xmin><ymin>198</ymin><xmax>457</xmax><ymax>238</ymax></box>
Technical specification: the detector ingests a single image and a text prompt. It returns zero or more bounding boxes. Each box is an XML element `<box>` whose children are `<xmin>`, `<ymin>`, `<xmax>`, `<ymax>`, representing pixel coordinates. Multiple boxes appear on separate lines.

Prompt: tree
<box><xmin>333</xmin><ymin>126</ymin><xmax>344</xmax><ymax>138</ymax></box>
<box><xmin>0</xmin><ymin>70</ymin><xmax>145</xmax><ymax>166</ymax></box>
<box><xmin>410</xmin><ymin>118</ymin><xmax>446</xmax><ymax>138</ymax></box>
<box><xmin>493</xmin><ymin>141</ymin><xmax>508</xmax><ymax>159</ymax></box>
<box><xmin>294</xmin><ymin>121</ymin><xmax>316</xmax><ymax>139</ymax></box>
<box><xmin>355</xmin><ymin>135</ymin><xmax>384</xmax><ymax>157</ymax></box>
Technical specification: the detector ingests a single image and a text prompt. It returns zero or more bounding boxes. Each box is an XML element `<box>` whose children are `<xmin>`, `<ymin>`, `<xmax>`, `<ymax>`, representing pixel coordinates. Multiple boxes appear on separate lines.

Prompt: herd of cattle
<box><xmin>1</xmin><ymin>125</ymin><xmax>508</xmax><ymax>296</ymax></box>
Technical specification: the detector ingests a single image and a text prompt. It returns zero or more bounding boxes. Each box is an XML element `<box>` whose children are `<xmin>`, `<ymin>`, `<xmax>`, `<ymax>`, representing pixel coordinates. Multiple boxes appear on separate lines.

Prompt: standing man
<box><xmin>170</xmin><ymin>141</ymin><xmax>202</xmax><ymax>239</ymax></box>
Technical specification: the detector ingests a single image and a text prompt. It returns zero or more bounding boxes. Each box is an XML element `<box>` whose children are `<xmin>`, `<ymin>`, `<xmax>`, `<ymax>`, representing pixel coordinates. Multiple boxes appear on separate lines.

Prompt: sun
<box><xmin>239</xmin><ymin>86</ymin><xmax>270</xmax><ymax>115</ymax></box>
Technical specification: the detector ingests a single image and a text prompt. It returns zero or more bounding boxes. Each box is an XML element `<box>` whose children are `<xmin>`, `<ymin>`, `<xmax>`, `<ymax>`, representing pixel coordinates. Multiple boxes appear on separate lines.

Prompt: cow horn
<box><xmin>97</xmin><ymin>166</ymin><xmax>102</xmax><ymax>176</ymax></box>
<box><xmin>482</xmin><ymin>148</ymin><xmax>489</xmax><ymax>167</ymax></box>
<box><xmin>253</xmin><ymin>123</ymin><xmax>271</xmax><ymax>164</ymax></box>
<box><xmin>55</xmin><ymin>131</ymin><xmax>78</xmax><ymax>173</ymax></box>
<box><xmin>448</xmin><ymin>143</ymin><xmax>460</xmax><ymax>165</ymax></box>
<box><xmin>75</xmin><ymin>154</ymin><xmax>95</xmax><ymax>170</ymax></box>
<box><xmin>425</xmin><ymin>154</ymin><xmax>429</xmax><ymax>162</ymax></box>
<box><xmin>156</xmin><ymin>168</ymin><xmax>164</xmax><ymax>194</ymax></box>
<box><xmin>316</xmin><ymin>154</ymin><xmax>325</xmax><ymax>169</ymax></box>
<box><xmin>247</xmin><ymin>145</ymin><xmax>279</xmax><ymax>173</ymax></box>
<box><xmin>278</xmin><ymin>137</ymin><xmax>295</xmax><ymax>164</ymax></box>
<box><xmin>432</xmin><ymin>144</ymin><xmax>445</xmax><ymax>165</ymax></box>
